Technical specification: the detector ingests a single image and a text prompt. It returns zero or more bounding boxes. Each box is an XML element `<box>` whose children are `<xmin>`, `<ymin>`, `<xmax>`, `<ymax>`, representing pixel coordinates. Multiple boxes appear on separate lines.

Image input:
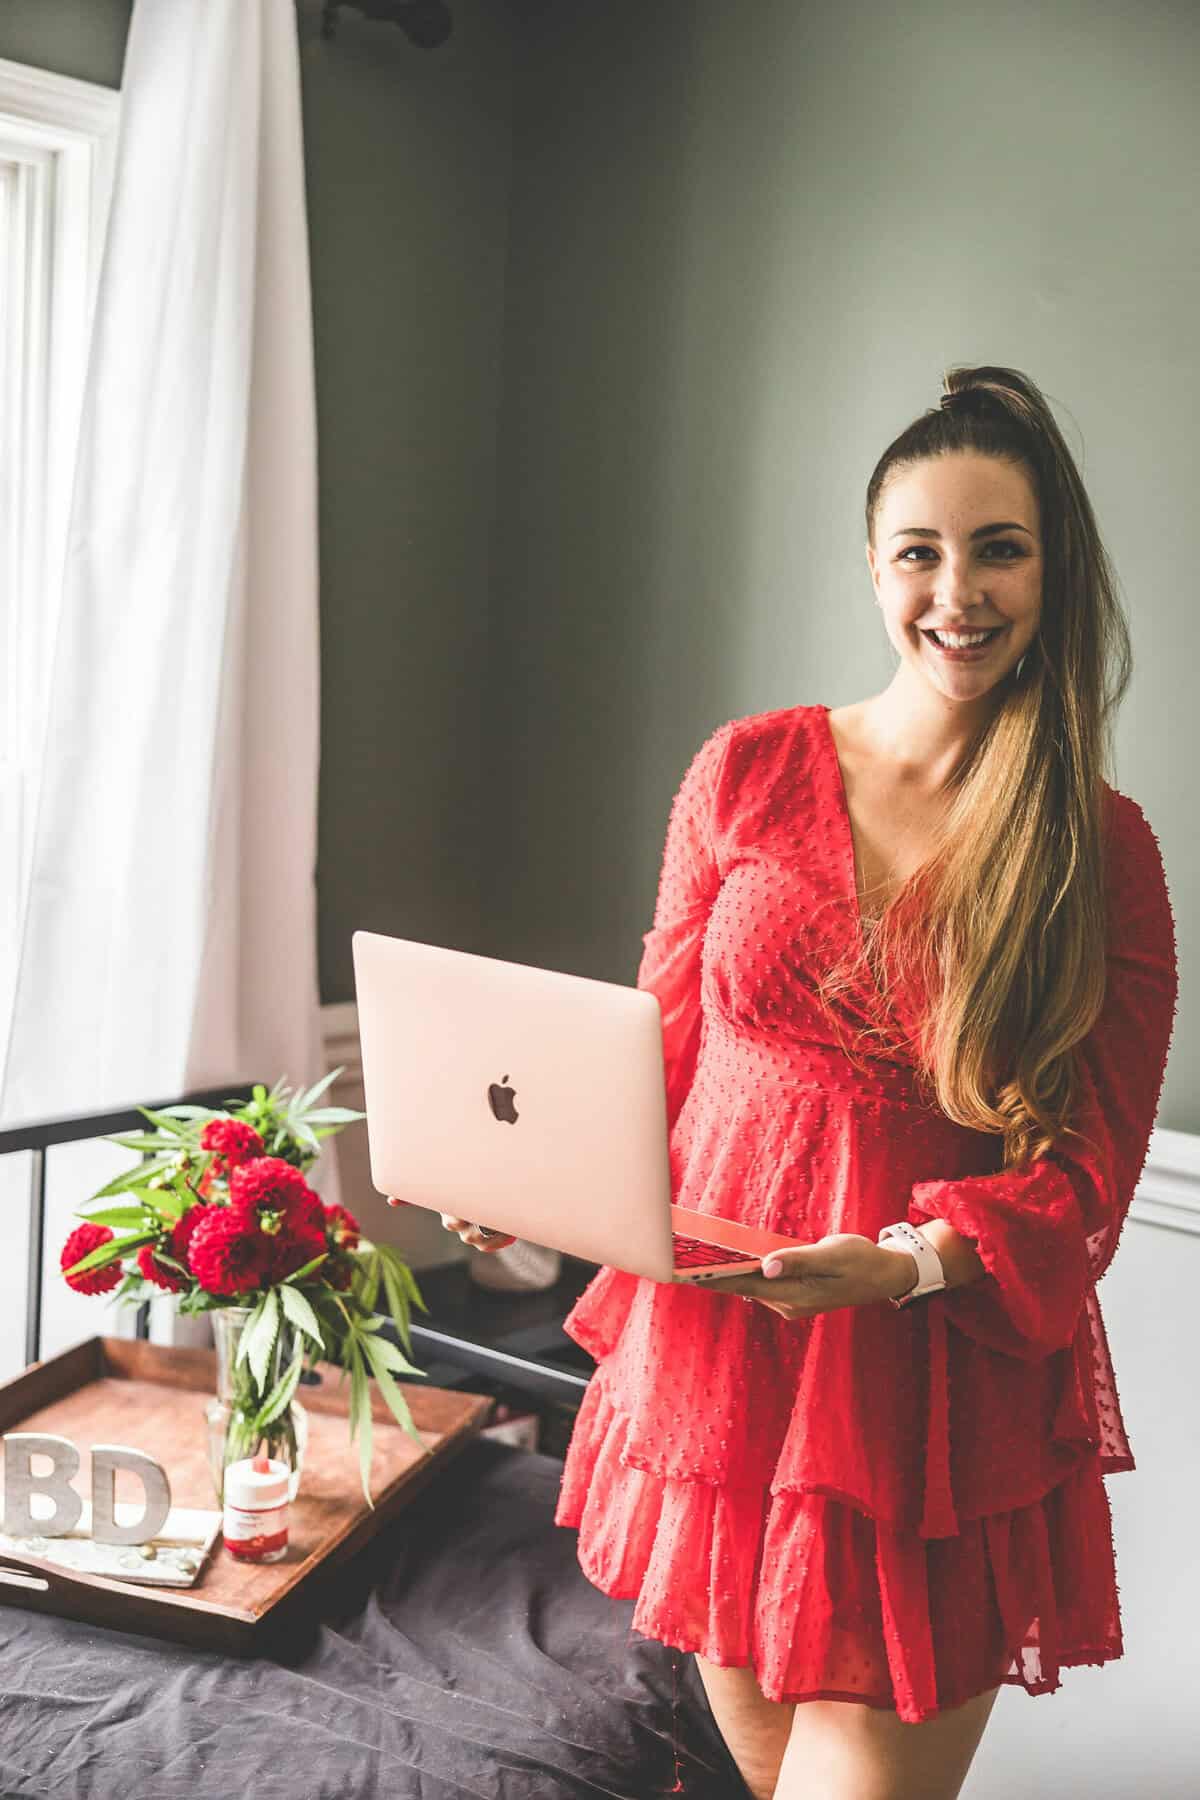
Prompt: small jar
<box><xmin>223</xmin><ymin>1455</ymin><xmax>289</xmax><ymax>1562</ymax></box>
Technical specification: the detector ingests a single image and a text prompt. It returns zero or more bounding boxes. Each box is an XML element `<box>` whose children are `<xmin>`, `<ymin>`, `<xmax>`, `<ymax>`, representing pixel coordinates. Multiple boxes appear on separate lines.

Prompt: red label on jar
<box><xmin>223</xmin><ymin>1500</ymin><xmax>288</xmax><ymax>1561</ymax></box>
<box><xmin>224</xmin><ymin>1524</ymin><xmax>289</xmax><ymax>1560</ymax></box>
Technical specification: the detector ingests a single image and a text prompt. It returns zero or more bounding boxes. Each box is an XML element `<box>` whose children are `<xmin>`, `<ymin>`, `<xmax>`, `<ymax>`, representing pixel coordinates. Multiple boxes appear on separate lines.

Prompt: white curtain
<box><xmin>1</xmin><ymin>0</ymin><xmax>340</xmax><ymax>1305</ymax></box>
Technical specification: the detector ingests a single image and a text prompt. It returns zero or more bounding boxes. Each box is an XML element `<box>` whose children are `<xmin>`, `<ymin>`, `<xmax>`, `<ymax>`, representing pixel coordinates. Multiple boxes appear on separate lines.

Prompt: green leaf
<box><xmin>359</xmin><ymin>1330</ymin><xmax>422</xmax><ymax>1376</ymax></box>
<box><xmin>112</xmin><ymin>1271</ymin><xmax>153</xmax><ymax>1303</ymax></box>
<box><xmin>282</xmin><ymin>1251</ymin><xmax>328</xmax><ymax>1285</ymax></box>
<box><xmin>234</xmin><ymin>1293</ymin><xmax>269</xmax><ymax>1367</ymax></box>
<box><xmin>63</xmin><ymin>1231</ymin><xmax>153</xmax><ymax>1278</ymax></box>
<box><xmin>87</xmin><ymin>1159</ymin><xmax>175</xmax><ymax>1198</ymax></box>
<box><xmin>377</xmin><ymin>1260</ymin><xmax>412</xmax><ymax>1359</ymax></box>
<box><xmin>277</xmin><ymin>1282</ymin><xmax>323</xmax><ymax>1346</ymax></box>
<box><xmin>74</xmin><ymin>1204</ymin><xmax>155</xmax><ymax>1229</ymax></box>
<box><xmin>153</xmin><ymin>1186</ymin><xmax>190</xmax><ymax>1222</ymax></box>
<box><xmin>135</xmin><ymin>1106</ymin><xmax>190</xmax><ymax>1137</ymax></box>
<box><xmin>347</xmin><ymin>1345</ymin><xmax>375</xmax><ymax>1510</ymax></box>
<box><xmin>355</xmin><ymin>1250</ymin><xmax>381</xmax><ymax>1314</ymax></box>
<box><xmin>250</xmin><ymin>1345</ymin><xmax>305</xmax><ymax>1432</ymax></box>
<box><xmin>360</xmin><ymin>1333</ymin><xmax>428</xmax><ymax>1455</ymax></box>
<box><xmin>177</xmin><ymin>1288</ymin><xmax>227</xmax><ymax>1316</ymax></box>
<box><xmin>292</xmin><ymin>1068</ymin><xmax>341</xmax><ymax>1113</ymax></box>
<box><xmin>246</xmin><ymin>1288</ymin><xmax>280</xmax><ymax>1394</ymax></box>
<box><xmin>379</xmin><ymin>1244</ymin><xmax>429</xmax><ymax>1315</ymax></box>
<box><xmin>152</xmin><ymin>1249</ymin><xmax>189</xmax><ymax>1277</ymax></box>
<box><xmin>303</xmin><ymin>1106</ymin><xmax>366</xmax><ymax>1125</ymax></box>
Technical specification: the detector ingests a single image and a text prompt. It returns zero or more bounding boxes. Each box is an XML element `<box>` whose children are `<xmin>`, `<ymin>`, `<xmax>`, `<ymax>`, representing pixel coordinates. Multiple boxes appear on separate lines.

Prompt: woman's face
<box><xmin>865</xmin><ymin>452</ymin><xmax>1043</xmax><ymax>699</ymax></box>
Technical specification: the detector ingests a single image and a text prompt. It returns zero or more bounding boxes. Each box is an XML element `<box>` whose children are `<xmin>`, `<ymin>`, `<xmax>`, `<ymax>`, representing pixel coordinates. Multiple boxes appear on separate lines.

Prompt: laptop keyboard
<box><xmin>671</xmin><ymin>1231</ymin><xmax>758</xmax><ymax>1269</ymax></box>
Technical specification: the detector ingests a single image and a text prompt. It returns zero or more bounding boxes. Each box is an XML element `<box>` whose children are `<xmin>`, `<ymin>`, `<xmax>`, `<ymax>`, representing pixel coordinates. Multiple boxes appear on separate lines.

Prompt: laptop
<box><xmin>351</xmin><ymin>929</ymin><xmax>808</xmax><ymax>1286</ymax></box>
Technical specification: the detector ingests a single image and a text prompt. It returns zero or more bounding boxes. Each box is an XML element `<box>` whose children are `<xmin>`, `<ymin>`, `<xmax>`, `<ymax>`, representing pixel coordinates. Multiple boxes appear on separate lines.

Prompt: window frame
<box><xmin>0</xmin><ymin>55</ymin><xmax>118</xmax><ymax>1028</ymax></box>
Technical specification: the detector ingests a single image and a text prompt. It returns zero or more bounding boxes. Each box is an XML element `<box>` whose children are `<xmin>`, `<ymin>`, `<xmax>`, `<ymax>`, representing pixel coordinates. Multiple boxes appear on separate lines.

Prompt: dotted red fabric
<box><xmin>553</xmin><ymin>703</ymin><xmax>1179</xmax><ymax>1723</ymax></box>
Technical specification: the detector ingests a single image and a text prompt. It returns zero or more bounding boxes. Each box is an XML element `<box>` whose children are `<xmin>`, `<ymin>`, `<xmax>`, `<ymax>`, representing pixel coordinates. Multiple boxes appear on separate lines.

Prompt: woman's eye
<box><xmin>898</xmin><ymin>541</ymin><xmax>1022</xmax><ymax>563</ymax></box>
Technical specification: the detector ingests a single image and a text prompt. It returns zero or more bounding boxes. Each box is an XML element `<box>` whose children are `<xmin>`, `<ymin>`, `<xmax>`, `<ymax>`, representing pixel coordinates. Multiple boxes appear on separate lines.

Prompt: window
<box><xmin>0</xmin><ymin>56</ymin><xmax>118</xmax><ymax>1377</ymax></box>
<box><xmin>0</xmin><ymin>55</ymin><xmax>117</xmax><ymax>1031</ymax></box>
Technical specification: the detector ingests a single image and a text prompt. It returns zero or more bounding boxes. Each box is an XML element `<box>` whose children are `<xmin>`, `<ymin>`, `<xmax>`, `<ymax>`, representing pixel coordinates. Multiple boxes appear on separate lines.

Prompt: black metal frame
<box><xmin>0</xmin><ymin>1084</ymin><xmax>257</xmax><ymax>1369</ymax></box>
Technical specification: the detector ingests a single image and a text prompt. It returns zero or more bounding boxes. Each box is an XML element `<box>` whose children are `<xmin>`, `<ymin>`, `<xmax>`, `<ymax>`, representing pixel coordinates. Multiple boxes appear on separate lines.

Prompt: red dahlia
<box><xmin>169</xmin><ymin>1203</ymin><xmax>208</xmax><ymax>1270</ymax></box>
<box><xmin>265</xmin><ymin>1219</ymin><xmax>329</xmax><ymax>1284</ymax></box>
<box><xmin>325</xmin><ymin>1254</ymin><xmax>356</xmax><ymax>1291</ymax></box>
<box><xmin>136</xmin><ymin>1243</ymin><xmax>187</xmax><ymax>1293</ymax></box>
<box><xmin>61</xmin><ymin>1223</ymin><xmax>123</xmax><ymax>1295</ymax></box>
<box><xmin>188</xmin><ymin>1205</ymin><xmax>272</xmax><ymax>1297</ymax></box>
<box><xmin>230</xmin><ymin>1156</ymin><xmax>322</xmax><ymax>1230</ymax></box>
<box><xmin>199</xmin><ymin>1118</ymin><xmax>266</xmax><ymax>1167</ymax></box>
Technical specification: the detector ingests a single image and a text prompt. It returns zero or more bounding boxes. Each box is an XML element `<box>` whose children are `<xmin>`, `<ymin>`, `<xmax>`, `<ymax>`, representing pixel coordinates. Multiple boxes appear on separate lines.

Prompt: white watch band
<box><xmin>876</xmin><ymin>1220</ymin><xmax>947</xmax><ymax>1308</ymax></box>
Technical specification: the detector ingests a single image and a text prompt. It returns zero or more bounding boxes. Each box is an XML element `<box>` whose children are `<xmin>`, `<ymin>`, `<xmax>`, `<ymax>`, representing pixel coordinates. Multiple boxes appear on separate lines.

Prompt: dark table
<box><xmin>0</xmin><ymin>1433</ymin><xmax>751</xmax><ymax>1800</ymax></box>
<box><xmin>395</xmin><ymin>1254</ymin><xmax>600</xmax><ymax>1406</ymax></box>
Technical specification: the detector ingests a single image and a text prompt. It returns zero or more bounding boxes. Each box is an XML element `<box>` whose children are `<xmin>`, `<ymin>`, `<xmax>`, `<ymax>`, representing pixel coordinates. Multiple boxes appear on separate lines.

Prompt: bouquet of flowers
<box><xmin>58</xmin><ymin>1072</ymin><xmax>429</xmax><ymax>1506</ymax></box>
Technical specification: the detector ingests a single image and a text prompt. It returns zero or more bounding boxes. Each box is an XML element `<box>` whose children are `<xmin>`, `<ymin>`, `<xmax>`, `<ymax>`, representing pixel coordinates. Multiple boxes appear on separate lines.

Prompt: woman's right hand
<box><xmin>386</xmin><ymin>1196</ymin><xmax>516</xmax><ymax>1252</ymax></box>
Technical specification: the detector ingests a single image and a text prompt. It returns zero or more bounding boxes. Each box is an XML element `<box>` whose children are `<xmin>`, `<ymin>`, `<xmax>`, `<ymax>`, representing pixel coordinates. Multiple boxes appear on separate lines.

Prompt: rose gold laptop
<box><xmin>351</xmin><ymin>929</ymin><xmax>806</xmax><ymax>1285</ymax></box>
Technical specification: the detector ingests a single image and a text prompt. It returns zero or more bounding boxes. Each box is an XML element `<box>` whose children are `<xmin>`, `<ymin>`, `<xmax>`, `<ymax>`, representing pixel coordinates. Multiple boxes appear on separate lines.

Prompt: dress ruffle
<box><xmin>554</xmin><ymin>1363</ymin><xmax>1124</xmax><ymax>1725</ymax></box>
<box><xmin>561</xmin><ymin>1255</ymin><xmax>1101</xmax><ymax>1538</ymax></box>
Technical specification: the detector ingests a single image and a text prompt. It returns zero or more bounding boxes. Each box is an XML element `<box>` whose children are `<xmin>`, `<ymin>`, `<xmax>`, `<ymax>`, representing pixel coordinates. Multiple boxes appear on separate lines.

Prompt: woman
<box><xmin>428</xmin><ymin>365</ymin><xmax>1178</xmax><ymax>1799</ymax></box>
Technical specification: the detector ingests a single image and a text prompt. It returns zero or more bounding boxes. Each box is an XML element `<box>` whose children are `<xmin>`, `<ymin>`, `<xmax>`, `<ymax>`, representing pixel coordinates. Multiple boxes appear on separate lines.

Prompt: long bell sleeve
<box><xmin>635</xmin><ymin>720</ymin><xmax>734</xmax><ymax>1136</ymax></box>
<box><xmin>907</xmin><ymin>792</ymin><xmax>1179</xmax><ymax>1364</ymax></box>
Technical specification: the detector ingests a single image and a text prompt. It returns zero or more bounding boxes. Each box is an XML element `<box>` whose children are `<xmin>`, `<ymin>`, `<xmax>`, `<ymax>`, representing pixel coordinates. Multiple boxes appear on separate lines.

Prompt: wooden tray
<box><xmin>0</xmin><ymin>1336</ymin><xmax>492</xmax><ymax>1653</ymax></box>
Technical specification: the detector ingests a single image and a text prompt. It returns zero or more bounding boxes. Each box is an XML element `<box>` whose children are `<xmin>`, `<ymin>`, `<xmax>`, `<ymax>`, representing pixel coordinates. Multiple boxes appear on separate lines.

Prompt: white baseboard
<box><xmin>1134</xmin><ymin>1127</ymin><xmax>1200</xmax><ymax>1237</ymax></box>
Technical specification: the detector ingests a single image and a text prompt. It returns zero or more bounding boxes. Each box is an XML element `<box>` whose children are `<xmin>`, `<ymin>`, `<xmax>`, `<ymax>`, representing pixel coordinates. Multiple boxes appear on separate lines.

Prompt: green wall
<box><xmin>4</xmin><ymin>0</ymin><xmax>1195</xmax><ymax>1129</ymax></box>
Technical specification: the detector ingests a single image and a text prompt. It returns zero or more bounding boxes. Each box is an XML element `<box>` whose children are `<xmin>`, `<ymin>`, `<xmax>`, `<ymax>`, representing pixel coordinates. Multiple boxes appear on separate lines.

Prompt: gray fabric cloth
<box><xmin>0</xmin><ymin>1437</ymin><xmax>749</xmax><ymax>1799</ymax></box>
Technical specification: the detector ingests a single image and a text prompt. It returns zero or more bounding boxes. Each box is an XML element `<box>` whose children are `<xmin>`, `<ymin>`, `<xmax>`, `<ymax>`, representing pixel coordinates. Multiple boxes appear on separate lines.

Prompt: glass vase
<box><xmin>204</xmin><ymin>1303</ymin><xmax>309</xmax><ymax>1506</ymax></box>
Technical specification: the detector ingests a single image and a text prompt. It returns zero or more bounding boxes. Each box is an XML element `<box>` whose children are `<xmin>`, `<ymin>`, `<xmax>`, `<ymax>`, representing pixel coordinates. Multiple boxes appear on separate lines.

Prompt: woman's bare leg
<box><xmin>774</xmin><ymin>1683</ymin><xmax>1002</xmax><ymax>1800</ymax></box>
<box><xmin>693</xmin><ymin>1653</ymin><xmax>796</xmax><ymax>1800</ymax></box>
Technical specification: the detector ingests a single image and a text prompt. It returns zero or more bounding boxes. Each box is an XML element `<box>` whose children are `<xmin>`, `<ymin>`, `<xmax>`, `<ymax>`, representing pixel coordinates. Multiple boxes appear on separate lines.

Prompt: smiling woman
<box><xmin>550</xmin><ymin>364</ymin><xmax>1178</xmax><ymax>1800</ymax></box>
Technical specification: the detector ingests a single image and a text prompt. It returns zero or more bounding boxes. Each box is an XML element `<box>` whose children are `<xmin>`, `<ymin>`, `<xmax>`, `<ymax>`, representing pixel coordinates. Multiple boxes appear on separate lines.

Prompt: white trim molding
<box><xmin>319</xmin><ymin>1002</ymin><xmax>1200</xmax><ymax>1238</ymax></box>
<box><xmin>1131</xmin><ymin>1126</ymin><xmax>1200</xmax><ymax>1238</ymax></box>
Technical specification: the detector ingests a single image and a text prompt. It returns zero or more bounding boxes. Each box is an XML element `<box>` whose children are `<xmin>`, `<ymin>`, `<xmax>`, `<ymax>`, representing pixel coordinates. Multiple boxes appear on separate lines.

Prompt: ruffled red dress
<box><xmin>553</xmin><ymin>703</ymin><xmax>1178</xmax><ymax>1723</ymax></box>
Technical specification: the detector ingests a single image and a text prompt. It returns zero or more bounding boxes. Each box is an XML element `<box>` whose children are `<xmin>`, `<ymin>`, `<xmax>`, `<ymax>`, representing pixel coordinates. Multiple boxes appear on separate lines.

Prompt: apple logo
<box><xmin>487</xmin><ymin>1074</ymin><xmax>519</xmax><ymax>1124</ymax></box>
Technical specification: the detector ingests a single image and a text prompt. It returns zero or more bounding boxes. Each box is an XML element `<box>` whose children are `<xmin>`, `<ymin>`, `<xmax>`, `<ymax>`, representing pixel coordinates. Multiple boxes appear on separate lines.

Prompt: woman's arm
<box><xmin>903</xmin><ymin>792</ymin><xmax>1178</xmax><ymax>1359</ymax></box>
<box><xmin>883</xmin><ymin>1217</ymin><xmax>988</xmax><ymax>1298</ymax></box>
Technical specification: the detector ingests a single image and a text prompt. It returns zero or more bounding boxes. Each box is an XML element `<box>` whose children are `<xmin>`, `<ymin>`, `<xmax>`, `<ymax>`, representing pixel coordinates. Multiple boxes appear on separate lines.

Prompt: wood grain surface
<box><xmin>0</xmin><ymin>1336</ymin><xmax>492</xmax><ymax>1652</ymax></box>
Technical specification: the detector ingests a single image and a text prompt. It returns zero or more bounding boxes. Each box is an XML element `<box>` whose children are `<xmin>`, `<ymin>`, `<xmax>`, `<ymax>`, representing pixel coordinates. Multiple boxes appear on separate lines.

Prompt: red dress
<box><xmin>552</xmin><ymin>703</ymin><xmax>1178</xmax><ymax>1723</ymax></box>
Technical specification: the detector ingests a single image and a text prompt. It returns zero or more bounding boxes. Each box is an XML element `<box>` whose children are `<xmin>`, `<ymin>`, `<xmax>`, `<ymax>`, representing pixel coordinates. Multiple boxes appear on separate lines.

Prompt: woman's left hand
<box><xmin>704</xmin><ymin>1233</ymin><xmax>918</xmax><ymax>1319</ymax></box>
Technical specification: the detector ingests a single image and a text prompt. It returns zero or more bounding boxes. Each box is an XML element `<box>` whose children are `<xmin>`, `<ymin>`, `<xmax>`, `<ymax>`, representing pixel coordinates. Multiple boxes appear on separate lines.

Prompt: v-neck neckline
<box><xmin>814</xmin><ymin>703</ymin><xmax>874</xmax><ymax>941</ymax></box>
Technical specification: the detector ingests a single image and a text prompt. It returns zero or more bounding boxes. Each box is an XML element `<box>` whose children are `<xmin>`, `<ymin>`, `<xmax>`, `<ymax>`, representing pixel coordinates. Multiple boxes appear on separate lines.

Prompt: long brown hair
<box><xmin>817</xmin><ymin>364</ymin><xmax>1132</xmax><ymax>1170</ymax></box>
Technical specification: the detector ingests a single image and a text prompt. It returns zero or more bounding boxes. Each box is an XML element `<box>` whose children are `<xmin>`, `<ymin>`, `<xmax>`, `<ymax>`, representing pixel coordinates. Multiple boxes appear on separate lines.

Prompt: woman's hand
<box><xmin>704</xmin><ymin>1232</ymin><xmax>919</xmax><ymax>1319</ymax></box>
<box><xmin>440</xmin><ymin>1214</ymin><xmax>518</xmax><ymax>1252</ymax></box>
<box><xmin>385</xmin><ymin>1198</ymin><xmax>518</xmax><ymax>1252</ymax></box>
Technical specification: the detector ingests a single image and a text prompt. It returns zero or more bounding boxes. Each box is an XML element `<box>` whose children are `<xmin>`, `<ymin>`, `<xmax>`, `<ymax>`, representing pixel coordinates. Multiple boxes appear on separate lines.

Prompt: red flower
<box><xmin>230</xmin><ymin>1157</ymin><xmax>322</xmax><ymax>1232</ymax></box>
<box><xmin>169</xmin><ymin>1203</ymin><xmax>208</xmax><ymax>1271</ymax></box>
<box><xmin>322</xmin><ymin>1202</ymin><xmax>360</xmax><ymax>1252</ymax></box>
<box><xmin>325</xmin><ymin>1253</ymin><xmax>356</xmax><ymax>1291</ymax></box>
<box><xmin>61</xmin><ymin>1223</ymin><xmax>123</xmax><ymax>1296</ymax></box>
<box><xmin>188</xmin><ymin>1205</ymin><xmax>273</xmax><ymax>1297</ymax></box>
<box><xmin>266</xmin><ymin>1219</ymin><xmax>329</xmax><ymax>1284</ymax></box>
<box><xmin>199</xmin><ymin>1118</ymin><xmax>266</xmax><ymax>1167</ymax></box>
<box><xmin>136</xmin><ymin>1243</ymin><xmax>187</xmax><ymax>1293</ymax></box>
